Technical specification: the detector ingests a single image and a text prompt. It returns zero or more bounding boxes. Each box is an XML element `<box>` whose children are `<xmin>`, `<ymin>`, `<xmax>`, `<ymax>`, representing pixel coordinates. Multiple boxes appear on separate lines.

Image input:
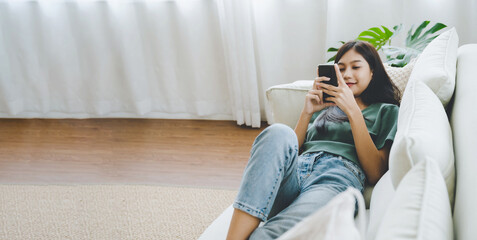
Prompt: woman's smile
<box><xmin>338</xmin><ymin>49</ymin><xmax>373</xmax><ymax>96</ymax></box>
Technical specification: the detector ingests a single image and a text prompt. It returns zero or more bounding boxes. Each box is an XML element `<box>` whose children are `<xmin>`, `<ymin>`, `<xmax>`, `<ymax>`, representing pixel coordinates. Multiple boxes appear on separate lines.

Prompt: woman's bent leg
<box><xmin>249</xmin><ymin>186</ymin><xmax>340</xmax><ymax>239</ymax></box>
<box><xmin>227</xmin><ymin>124</ymin><xmax>300</xmax><ymax>240</ymax></box>
<box><xmin>249</xmin><ymin>153</ymin><xmax>365</xmax><ymax>239</ymax></box>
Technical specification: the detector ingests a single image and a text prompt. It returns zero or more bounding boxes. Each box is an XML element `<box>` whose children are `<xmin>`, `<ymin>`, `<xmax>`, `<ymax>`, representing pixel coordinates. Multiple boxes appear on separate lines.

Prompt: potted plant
<box><xmin>327</xmin><ymin>21</ymin><xmax>447</xmax><ymax>67</ymax></box>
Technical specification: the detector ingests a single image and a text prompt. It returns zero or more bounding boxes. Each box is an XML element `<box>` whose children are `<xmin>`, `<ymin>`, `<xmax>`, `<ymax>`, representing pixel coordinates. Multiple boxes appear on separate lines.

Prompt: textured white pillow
<box><xmin>406</xmin><ymin>28</ymin><xmax>458</xmax><ymax>107</ymax></box>
<box><xmin>384</xmin><ymin>57</ymin><xmax>417</xmax><ymax>100</ymax></box>
<box><xmin>389</xmin><ymin>81</ymin><xmax>455</xmax><ymax>206</ymax></box>
<box><xmin>375</xmin><ymin>159</ymin><xmax>453</xmax><ymax>240</ymax></box>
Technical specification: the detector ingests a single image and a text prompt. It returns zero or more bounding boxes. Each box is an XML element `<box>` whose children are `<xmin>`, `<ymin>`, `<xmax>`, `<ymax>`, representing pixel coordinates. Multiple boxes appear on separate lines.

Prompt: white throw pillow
<box><xmin>375</xmin><ymin>159</ymin><xmax>453</xmax><ymax>240</ymax></box>
<box><xmin>278</xmin><ymin>187</ymin><xmax>366</xmax><ymax>240</ymax></box>
<box><xmin>389</xmin><ymin>81</ymin><xmax>455</xmax><ymax>206</ymax></box>
<box><xmin>406</xmin><ymin>28</ymin><xmax>458</xmax><ymax>107</ymax></box>
<box><xmin>366</xmin><ymin>171</ymin><xmax>395</xmax><ymax>240</ymax></box>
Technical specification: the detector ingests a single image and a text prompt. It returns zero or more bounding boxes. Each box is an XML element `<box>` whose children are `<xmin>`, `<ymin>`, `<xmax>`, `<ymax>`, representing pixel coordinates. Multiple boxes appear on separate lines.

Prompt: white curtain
<box><xmin>0</xmin><ymin>0</ymin><xmax>236</xmax><ymax>121</ymax></box>
<box><xmin>0</xmin><ymin>0</ymin><xmax>476</xmax><ymax>127</ymax></box>
<box><xmin>216</xmin><ymin>0</ymin><xmax>260</xmax><ymax>127</ymax></box>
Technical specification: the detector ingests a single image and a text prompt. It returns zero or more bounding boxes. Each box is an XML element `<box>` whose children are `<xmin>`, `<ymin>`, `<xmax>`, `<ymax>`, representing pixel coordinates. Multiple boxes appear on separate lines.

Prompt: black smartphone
<box><xmin>318</xmin><ymin>64</ymin><xmax>338</xmax><ymax>102</ymax></box>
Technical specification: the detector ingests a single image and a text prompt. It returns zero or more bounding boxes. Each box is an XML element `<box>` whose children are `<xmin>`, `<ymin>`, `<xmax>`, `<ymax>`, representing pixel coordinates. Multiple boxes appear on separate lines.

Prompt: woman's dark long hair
<box><xmin>315</xmin><ymin>40</ymin><xmax>400</xmax><ymax>134</ymax></box>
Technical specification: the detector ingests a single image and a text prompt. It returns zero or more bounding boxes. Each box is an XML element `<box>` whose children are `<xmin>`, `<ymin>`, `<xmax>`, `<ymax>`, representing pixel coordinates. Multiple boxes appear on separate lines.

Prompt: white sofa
<box><xmin>200</xmin><ymin>29</ymin><xmax>477</xmax><ymax>239</ymax></box>
<box><xmin>449</xmin><ymin>44</ymin><xmax>477</xmax><ymax>240</ymax></box>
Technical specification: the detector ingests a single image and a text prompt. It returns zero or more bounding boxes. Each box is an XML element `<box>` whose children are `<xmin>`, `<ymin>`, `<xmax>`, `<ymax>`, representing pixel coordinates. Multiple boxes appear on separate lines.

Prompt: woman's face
<box><xmin>337</xmin><ymin>49</ymin><xmax>373</xmax><ymax>97</ymax></box>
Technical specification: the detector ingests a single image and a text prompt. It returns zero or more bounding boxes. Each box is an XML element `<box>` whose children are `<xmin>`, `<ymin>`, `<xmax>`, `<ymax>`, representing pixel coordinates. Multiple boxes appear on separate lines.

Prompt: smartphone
<box><xmin>318</xmin><ymin>64</ymin><xmax>338</xmax><ymax>102</ymax></box>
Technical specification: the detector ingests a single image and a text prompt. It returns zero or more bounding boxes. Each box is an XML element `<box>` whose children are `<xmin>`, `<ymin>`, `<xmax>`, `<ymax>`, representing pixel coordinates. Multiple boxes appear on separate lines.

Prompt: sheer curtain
<box><xmin>0</xmin><ymin>0</ymin><xmax>476</xmax><ymax>127</ymax></box>
<box><xmin>216</xmin><ymin>0</ymin><xmax>260</xmax><ymax>127</ymax></box>
<box><xmin>0</xmin><ymin>0</ymin><xmax>236</xmax><ymax>121</ymax></box>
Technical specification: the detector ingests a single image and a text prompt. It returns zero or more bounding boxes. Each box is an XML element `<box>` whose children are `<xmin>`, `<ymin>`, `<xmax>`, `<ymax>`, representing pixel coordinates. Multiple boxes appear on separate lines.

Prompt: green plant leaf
<box><xmin>419</xmin><ymin>23</ymin><xmax>447</xmax><ymax>42</ymax></box>
<box><xmin>383</xmin><ymin>46</ymin><xmax>414</xmax><ymax>67</ymax></box>
<box><xmin>356</xmin><ymin>25</ymin><xmax>399</xmax><ymax>50</ymax></box>
<box><xmin>405</xmin><ymin>27</ymin><xmax>414</xmax><ymax>46</ymax></box>
<box><xmin>382</xmin><ymin>26</ymin><xmax>393</xmax><ymax>37</ymax></box>
<box><xmin>326</xmin><ymin>42</ymin><xmax>345</xmax><ymax>63</ymax></box>
<box><xmin>358</xmin><ymin>30</ymin><xmax>381</xmax><ymax>40</ymax></box>
<box><xmin>388</xmin><ymin>24</ymin><xmax>402</xmax><ymax>46</ymax></box>
<box><xmin>383</xmin><ymin>45</ymin><xmax>420</xmax><ymax>67</ymax></box>
<box><xmin>323</xmin><ymin>21</ymin><xmax>445</xmax><ymax>68</ymax></box>
<box><xmin>357</xmin><ymin>36</ymin><xmax>378</xmax><ymax>45</ymax></box>
<box><xmin>385</xmin><ymin>21</ymin><xmax>447</xmax><ymax>67</ymax></box>
<box><xmin>410</xmin><ymin>21</ymin><xmax>430</xmax><ymax>42</ymax></box>
<box><xmin>369</xmin><ymin>27</ymin><xmax>386</xmax><ymax>37</ymax></box>
<box><xmin>405</xmin><ymin>21</ymin><xmax>447</xmax><ymax>51</ymax></box>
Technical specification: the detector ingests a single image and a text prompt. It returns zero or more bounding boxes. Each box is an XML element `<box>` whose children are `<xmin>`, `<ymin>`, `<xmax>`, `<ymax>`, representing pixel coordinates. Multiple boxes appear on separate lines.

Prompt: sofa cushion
<box><xmin>366</xmin><ymin>171</ymin><xmax>395</xmax><ymax>240</ymax></box>
<box><xmin>277</xmin><ymin>187</ymin><xmax>366</xmax><ymax>240</ymax></box>
<box><xmin>266</xmin><ymin>80</ymin><xmax>310</xmax><ymax>128</ymax></box>
<box><xmin>375</xmin><ymin>159</ymin><xmax>453</xmax><ymax>240</ymax></box>
<box><xmin>384</xmin><ymin>57</ymin><xmax>417</xmax><ymax>100</ymax></box>
<box><xmin>389</xmin><ymin>80</ymin><xmax>455</xmax><ymax>205</ymax></box>
<box><xmin>406</xmin><ymin>27</ymin><xmax>458</xmax><ymax>107</ymax></box>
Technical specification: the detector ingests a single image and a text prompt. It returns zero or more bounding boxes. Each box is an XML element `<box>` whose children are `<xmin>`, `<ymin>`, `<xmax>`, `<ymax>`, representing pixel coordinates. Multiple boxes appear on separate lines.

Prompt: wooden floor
<box><xmin>0</xmin><ymin>119</ymin><xmax>267</xmax><ymax>190</ymax></box>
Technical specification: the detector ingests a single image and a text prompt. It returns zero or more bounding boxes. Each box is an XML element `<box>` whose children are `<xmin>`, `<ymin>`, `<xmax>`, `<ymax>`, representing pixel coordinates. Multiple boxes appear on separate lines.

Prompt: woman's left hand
<box><xmin>318</xmin><ymin>64</ymin><xmax>360</xmax><ymax>116</ymax></box>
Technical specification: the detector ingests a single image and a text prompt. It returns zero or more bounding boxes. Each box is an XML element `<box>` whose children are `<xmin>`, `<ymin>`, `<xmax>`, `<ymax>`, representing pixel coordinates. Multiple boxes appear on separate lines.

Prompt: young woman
<box><xmin>226</xmin><ymin>41</ymin><xmax>400</xmax><ymax>240</ymax></box>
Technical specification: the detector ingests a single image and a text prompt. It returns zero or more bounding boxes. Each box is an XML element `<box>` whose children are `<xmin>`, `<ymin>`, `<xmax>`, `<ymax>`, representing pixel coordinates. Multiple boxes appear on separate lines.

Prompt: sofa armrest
<box><xmin>450</xmin><ymin>44</ymin><xmax>477</xmax><ymax>240</ymax></box>
<box><xmin>266</xmin><ymin>80</ymin><xmax>313</xmax><ymax>128</ymax></box>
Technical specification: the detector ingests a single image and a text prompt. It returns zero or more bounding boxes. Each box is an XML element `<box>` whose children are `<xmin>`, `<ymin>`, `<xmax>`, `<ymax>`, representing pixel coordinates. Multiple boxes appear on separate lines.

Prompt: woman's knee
<box><xmin>249</xmin><ymin>123</ymin><xmax>299</xmax><ymax>166</ymax></box>
<box><xmin>252</xmin><ymin>124</ymin><xmax>298</xmax><ymax>155</ymax></box>
<box><xmin>258</xmin><ymin>124</ymin><xmax>297</xmax><ymax>144</ymax></box>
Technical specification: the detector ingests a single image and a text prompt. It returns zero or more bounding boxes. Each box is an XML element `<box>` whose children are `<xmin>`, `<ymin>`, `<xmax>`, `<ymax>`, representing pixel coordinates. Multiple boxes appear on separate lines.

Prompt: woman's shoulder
<box><xmin>376</xmin><ymin>103</ymin><xmax>399</xmax><ymax>120</ymax></box>
<box><xmin>366</xmin><ymin>102</ymin><xmax>399</xmax><ymax>113</ymax></box>
<box><xmin>378</xmin><ymin>102</ymin><xmax>399</xmax><ymax>111</ymax></box>
<box><xmin>364</xmin><ymin>103</ymin><xmax>399</xmax><ymax>122</ymax></box>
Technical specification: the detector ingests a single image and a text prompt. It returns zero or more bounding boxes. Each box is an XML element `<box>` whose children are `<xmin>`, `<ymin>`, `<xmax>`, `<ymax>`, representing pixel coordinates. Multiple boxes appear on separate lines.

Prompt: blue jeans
<box><xmin>233</xmin><ymin>124</ymin><xmax>366</xmax><ymax>239</ymax></box>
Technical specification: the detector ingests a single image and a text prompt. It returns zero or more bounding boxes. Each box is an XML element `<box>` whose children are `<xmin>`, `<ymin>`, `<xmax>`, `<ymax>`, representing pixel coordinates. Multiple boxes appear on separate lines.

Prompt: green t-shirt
<box><xmin>302</xmin><ymin>103</ymin><xmax>399</xmax><ymax>166</ymax></box>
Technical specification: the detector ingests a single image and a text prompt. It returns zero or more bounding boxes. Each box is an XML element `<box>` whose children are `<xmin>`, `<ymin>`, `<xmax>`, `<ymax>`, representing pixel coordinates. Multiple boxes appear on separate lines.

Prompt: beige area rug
<box><xmin>0</xmin><ymin>184</ymin><xmax>237</xmax><ymax>240</ymax></box>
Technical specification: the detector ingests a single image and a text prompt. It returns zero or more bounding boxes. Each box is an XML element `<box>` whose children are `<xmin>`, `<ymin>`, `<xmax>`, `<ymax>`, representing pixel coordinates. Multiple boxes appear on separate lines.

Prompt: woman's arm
<box><xmin>347</xmin><ymin>109</ymin><xmax>389</xmax><ymax>185</ymax></box>
<box><xmin>295</xmin><ymin>76</ymin><xmax>334</xmax><ymax>148</ymax></box>
<box><xmin>294</xmin><ymin>110</ymin><xmax>313</xmax><ymax>149</ymax></box>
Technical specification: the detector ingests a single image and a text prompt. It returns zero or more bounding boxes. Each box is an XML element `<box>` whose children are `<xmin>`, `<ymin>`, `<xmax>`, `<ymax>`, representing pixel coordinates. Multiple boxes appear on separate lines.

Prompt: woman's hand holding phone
<box><xmin>302</xmin><ymin>70</ymin><xmax>335</xmax><ymax>115</ymax></box>
<box><xmin>318</xmin><ymin>64</ymin><xmax>360</xmax><ymax>116</ymax></box>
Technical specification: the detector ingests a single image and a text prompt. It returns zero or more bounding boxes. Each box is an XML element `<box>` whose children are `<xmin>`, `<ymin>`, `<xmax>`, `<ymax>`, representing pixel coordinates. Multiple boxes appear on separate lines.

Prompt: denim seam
<box><xmin>233</xmin><ymin>201</ymin><xmax>267</xmax><ymax>222</ymax></box>
<box><xmin>285</xmin><ymin>145</ymin><xmax>298</xmax><ymax>173</ymax></box>
<box><xmin>297</xmin><ymin>151</ymin><xmax>323</xmax><ymax>188</ymax></box>
<box><xmin>297</xmin><ymin>158</ymin><xmax>307</xmax><ymax>188</ymax></box>
<box><xmin>342</xmin><ymin>160</ymin><xmax>366</xmax><ymax>187</ymax></box>
<box><xmin>303</xmin><ymin>161</ymin><xmax>313</xmax><ymax>186</ymax></box>
<box><xmin>261</xmin><ymin>165</ymin><xmax>284</xmax><ymax>219</ymax></box>
<box><xmin>262</xmin><ymin>145</ymin><xmax>296</xmax><ymax>219</ymax></box>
